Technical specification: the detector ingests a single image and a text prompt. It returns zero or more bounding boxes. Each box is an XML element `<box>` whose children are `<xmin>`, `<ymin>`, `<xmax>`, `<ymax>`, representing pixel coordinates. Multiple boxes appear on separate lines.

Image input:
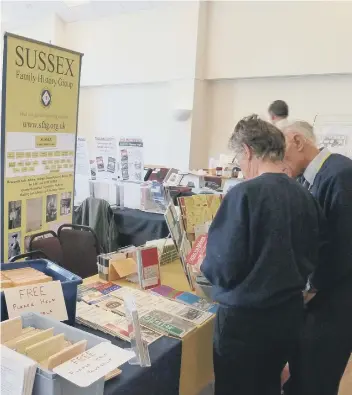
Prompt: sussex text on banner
<box><xmin>1</xmin><ymin>33</ymin><xmax>83</xmax><ymax>261</ymax></box>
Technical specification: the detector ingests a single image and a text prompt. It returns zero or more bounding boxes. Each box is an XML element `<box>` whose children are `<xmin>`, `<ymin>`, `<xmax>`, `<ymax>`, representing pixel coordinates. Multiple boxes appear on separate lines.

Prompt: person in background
<box><xmin>201</xmin><ymin>115</ymin><xmax>326</xmax><ymax>395</ymax></box>
<box><xmin>282</xmin><ymin>121</ymin><xmax>352</xmax><ymax>395</ymax></box>
<box><xmin>268</xmin><ymin>100</ymin><xmax>289</xmax><ymax>129</ymax></box>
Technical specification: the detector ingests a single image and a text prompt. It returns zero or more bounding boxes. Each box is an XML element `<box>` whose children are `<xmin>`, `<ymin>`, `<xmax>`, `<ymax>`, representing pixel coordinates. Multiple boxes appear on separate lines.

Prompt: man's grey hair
<box><xmin>283</xmin><ymin>120</ymin><xmax>316</xmax><ymax>143</ymax></box>
<box><xmin>229</xmin><ymin>114</ymin><xmax>285</xmax><ymax>161</ymax></box>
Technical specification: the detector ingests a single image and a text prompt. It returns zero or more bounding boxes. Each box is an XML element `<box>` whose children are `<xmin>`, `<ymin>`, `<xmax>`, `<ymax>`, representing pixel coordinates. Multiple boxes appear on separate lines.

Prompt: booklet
<box><xmin>139</xmin><ymin>309</ymin><xmax>196</xmax><ymax>338</ymax></box>
<box><xmin>76</xmin><ymin>302</ymin><xmax>161</xmax><ymax>345</ymax></box>
<box><xmin>0</xmin><ymin>345</ymin><xmax>38</xmax><ymax>395</ymax></box>
<box><xmin>151</xmin><ymin>285</ymin><xmax>217</xmax><ymax>314</ymax></box>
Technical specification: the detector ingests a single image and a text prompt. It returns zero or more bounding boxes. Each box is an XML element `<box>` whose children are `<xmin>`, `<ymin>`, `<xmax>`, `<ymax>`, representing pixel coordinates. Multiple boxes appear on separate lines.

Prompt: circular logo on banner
<box><xmin>41</xmin><ymin>89</ymin><xmax>52</xmax><ymax>108</ymax></box>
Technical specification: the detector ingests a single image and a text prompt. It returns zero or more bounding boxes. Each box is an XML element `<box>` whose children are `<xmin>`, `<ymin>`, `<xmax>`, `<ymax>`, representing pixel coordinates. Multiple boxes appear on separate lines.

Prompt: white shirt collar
<box><xmin>303</xmin><ymin>148</ymin><xmax>330</xmax><ymax>186</ymax></box>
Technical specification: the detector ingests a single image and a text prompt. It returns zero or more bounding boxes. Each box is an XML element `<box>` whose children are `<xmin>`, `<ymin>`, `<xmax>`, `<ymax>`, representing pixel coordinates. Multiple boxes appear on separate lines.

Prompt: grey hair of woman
<box><xmin>229</xmin><ymin>114</ymin><xmax>286</xmax><ymax>162</ymax></box>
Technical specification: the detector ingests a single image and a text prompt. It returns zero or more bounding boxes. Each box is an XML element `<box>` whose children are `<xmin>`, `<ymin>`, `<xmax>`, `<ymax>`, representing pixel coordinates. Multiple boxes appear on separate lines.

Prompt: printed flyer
<box><xmin>118</xmin><ymin>138</ymin><xmax>144</xmax><ymax>182</ymax></box>
<box><xmin>94</xmin><ymin>136</ymin><xmax>118</xmax><ymax>181</ymax></box>
<box><xmin>0</xmin><ymin>33</ymin><xmax>83</xmax><ymax>260</ymax></box>
<box><xmin>74</xmin><ymin>136</ymin><xmax>90</xmax><ymax>206</ymax></box>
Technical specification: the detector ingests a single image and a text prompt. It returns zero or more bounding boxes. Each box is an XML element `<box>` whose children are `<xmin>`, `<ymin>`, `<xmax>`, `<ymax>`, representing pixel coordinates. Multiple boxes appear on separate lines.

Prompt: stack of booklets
<box><xmin>0</xmin><ymin>317</ymin><xmax>123</xmax><ymax>385</ymax></box>
<box><xmin>185</xmin><ymin>234</ymin><xmax>208</xmax><ymax>276</ymax></box>
<box><xmin>0</xmin><ymin>268</ymin><xmax>52</xmax><ymax>289</ymax></box>
<box><xmin>1</xmin><ymin>344</ymin><xmax>38</xmax><ymax>395</ymax></box>
<box><xmin>163</xmin><ymin>195</ymin><xmax>223</xmax><ymax>290</ymax></box>
<box><xmin>77</xmin><ymin>282</ymin><xmax>121</xmax><ymax>304</ymax></box>
<box><xmin>76</xmin><ymin>285</ymin><xmax>215</xmax><ymax>340</ymax></box>
<box><xmin>0</xmin><ymin>317</ymin><xmax>81</xmax><ymax>371</ymax></box>
<box><xmin>145</xmin><ymin>238</ymin><xmax>179</xmax><ymax>265</ymax></box>
<box><xmin>178</xmin><ymin>194</ymin><xmax>222</xmax><ymax>236</ymax></box>
<box><xmin>76</xmin><ymin>301</ymin><xmax>161</xmax><ymax>344</ymax></box>
<box><xmin>150</xmin><ymin>285</ymin><xmax>218</xmax><ymax>314</ymax></box>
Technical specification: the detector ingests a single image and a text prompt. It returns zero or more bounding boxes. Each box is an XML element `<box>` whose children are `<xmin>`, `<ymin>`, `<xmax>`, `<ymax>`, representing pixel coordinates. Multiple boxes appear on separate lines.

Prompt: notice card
<box><xmin>4</xmin><ymin>280</ymin><xmax>68</xmax><ymax>321</ymax></box>
<box><xmin>54</xmin><ymin>342</ymin><xmax>134</xmax><ymax>387</ymax></box>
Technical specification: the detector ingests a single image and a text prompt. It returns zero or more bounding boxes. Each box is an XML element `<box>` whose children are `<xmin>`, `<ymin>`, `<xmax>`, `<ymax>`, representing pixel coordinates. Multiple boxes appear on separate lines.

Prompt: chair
<box><xmin>29</xmin><ymin>231</ymin><xmax>64</xmax><ymax>265</ymax></box>
<box><xmin>9</xmin><ymin>250</ymin><xmax>50</xmax><ymax>262</ymax></box>
<box><xmin>58</xmin><ymin>224</ymin><xmax>100</xmax><ymax>279</ymax></box>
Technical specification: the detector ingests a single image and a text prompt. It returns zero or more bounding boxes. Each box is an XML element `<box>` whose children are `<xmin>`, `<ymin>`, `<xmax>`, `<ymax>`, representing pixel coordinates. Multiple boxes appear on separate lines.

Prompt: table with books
<box><xmin>77</xmin><ymin>261</ymin><xmax>215</xmax><ymax>395</ymax></box>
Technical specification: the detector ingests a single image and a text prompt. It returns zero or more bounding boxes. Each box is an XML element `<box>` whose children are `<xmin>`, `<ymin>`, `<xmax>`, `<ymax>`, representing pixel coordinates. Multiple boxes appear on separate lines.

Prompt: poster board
<box><xmin>74</xmin><ymin>136</ymin><xmax>90</xmax><ymax>206</ymax></box>
<box><xmin>118</xmin><ymin>138</ymin><xmax>143</xmax><ymax>182</ymax></box>
<box><xmin>0</xmin><ymin>33</ymin><xmax>83</xmax><ymax>260</ymax></box>
<box><xmin>313</xmin><ymin>114</ymin><xmax>352</xmax><ymax>158</ymax></box>
<box><xmin>94</xmin><ymin>136</ymin><xmax>118</xmax><ymax>181</ymax></box>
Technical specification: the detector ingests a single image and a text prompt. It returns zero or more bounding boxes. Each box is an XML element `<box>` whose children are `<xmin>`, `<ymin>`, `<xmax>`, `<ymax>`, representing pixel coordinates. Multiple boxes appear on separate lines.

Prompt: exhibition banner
<box><xmin>1</xmin><ymin>33</ymin><xmax>83</xmax><ymax>261</ymax></box>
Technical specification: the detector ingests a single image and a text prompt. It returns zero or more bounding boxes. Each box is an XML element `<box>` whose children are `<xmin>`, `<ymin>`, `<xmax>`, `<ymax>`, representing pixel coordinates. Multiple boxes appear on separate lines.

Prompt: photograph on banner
<box><xmin>118</xmin><ymin>137</ymin><xmax>144</xmax><ymax>182</ymax></box>
<box><xmin>1</xmin><ymin>33</ymin><xmax>82</xmax><ymax>260</ymax></box>
<box><xmin>94</xmin><ymin>136</ymin><xmax>118</xmax><ymax>181</ymax></box>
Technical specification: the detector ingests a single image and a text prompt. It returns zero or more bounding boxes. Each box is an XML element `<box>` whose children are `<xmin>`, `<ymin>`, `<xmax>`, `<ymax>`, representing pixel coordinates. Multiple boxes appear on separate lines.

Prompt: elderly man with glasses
<box><xmin>282</xmin><ymin>121</ymin><xmax>352</xmax><ymax>395</ymax></box>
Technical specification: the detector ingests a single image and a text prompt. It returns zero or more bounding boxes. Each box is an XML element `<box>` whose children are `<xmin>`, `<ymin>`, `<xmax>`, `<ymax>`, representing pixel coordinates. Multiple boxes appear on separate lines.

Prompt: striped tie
<box><xmin>301</xmin><ymin>177</ymin><xmax>311</xmax><ymax>190</ymax></box>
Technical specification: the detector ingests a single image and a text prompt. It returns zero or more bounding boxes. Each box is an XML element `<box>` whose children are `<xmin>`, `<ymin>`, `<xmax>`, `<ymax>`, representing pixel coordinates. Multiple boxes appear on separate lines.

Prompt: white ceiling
<box><xmin>1</xmin><ymin>1</ymin><xmax>171</xmax><ymax>30</ymax></box>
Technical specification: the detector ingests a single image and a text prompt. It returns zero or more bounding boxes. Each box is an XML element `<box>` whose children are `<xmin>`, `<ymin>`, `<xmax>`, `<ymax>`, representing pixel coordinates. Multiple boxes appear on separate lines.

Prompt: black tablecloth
<box><xmin>76</xmin><ymin>324</ymin><xmax>181</xmax><ymax>395</ymax></box>
<box><xmin>113</xmin><ymin>208</ymin><xmax>169</xmax><ymax>247</ymax></box>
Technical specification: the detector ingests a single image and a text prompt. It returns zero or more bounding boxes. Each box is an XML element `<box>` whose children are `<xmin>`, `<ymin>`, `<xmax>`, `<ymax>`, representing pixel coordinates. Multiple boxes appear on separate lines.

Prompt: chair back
<box><xmin>9</xmin><ymin>250</ymin><xmax>50</xmax><ymax>262</ymax></box>
<box><xmin>29</xmin><ymin>231</ymin><xmax>64</xmax><ymax>265</ymax></box>
<box><xmin>58</xmin><ymin>224</ymin><xmax>100</xmax><ymax>279</ymax></box>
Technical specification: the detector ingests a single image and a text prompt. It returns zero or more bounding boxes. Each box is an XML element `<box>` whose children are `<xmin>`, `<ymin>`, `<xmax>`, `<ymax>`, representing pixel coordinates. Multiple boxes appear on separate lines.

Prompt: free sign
<box><xmin>4</xmin><ymin>280</ymin><xmax>68</xmax><ymax>321</ymax></box>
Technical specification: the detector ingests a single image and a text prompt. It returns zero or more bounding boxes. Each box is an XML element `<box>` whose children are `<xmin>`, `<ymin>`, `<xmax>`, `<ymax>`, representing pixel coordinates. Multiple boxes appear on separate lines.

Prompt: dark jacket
<box><xmin>201</xmin><ymin>173</ymin><xmax>327</xmax><ymax>309</ymax></box>
<box><xmin>74</xmin><ymin>197</ymin><xmax>119</xmax><ymax>253</ymax></box>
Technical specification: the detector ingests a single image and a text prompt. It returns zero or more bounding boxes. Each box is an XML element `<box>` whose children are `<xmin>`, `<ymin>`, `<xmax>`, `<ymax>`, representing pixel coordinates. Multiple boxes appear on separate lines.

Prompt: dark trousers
<box><xmin>285</xmin><ymin>279</ymin><xmax>352</xmax><ymax>395</ymax></box>
<box><xmin>214</xmin><ymin>297</ymin><xmax>303</xmax><ymax>395</ymax></box>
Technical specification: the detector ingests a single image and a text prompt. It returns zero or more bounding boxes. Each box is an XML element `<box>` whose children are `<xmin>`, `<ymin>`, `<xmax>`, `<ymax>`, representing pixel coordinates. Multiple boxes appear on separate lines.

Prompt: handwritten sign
<box><xmin>4</xmin><ymin>280</ymin><xmax>68</xmax><ymax>321</ymax></box>
<box><xmin>53</xmin><ymin>342</ymin><xmax>134</xmax><ymax>387</ymax></box>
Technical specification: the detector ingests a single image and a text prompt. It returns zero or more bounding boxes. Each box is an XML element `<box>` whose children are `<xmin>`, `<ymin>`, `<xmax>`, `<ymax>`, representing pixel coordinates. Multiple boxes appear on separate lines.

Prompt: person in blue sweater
<box><xmin>282</xmin><ymin>121</ymin><xmax>352</xmax><ymax>395</ymax></box>
<box><xmin>201</xmin><ymin>115</ymin><xmax>326</xmax><ymax>395</ymax></box>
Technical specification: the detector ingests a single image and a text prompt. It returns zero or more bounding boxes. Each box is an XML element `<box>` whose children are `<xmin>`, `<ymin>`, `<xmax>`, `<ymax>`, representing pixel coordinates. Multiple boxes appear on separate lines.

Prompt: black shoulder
<box><xmin>224</xmin><ymin>180</ymin><xmax>249</xmax><ymax>201</ymax></box>
<box><xmin>322</xmin><ymin>155</ymin><xmax>352</xmax><ymax>191</ymax></box>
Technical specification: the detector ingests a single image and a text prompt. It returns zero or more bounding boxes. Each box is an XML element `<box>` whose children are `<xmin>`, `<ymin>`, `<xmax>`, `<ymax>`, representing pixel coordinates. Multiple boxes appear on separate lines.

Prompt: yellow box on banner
<box><xmin>35</xmin><ymin>136</ymin><xmax>57</xmax><ymax>148</ymax></box>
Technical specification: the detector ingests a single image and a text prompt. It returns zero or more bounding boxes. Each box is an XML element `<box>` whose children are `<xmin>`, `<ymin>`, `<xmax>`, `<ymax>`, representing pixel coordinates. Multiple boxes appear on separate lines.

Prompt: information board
<box><xmin>0</xmin><ymin>33</ymin><xmax>83</xmax><ymax>260</ymax></box>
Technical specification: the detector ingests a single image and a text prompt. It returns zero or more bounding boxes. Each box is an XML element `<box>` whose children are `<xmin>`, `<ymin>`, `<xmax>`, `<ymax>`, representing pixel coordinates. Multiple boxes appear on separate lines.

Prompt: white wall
<box><xmin>207</xmin><ymin>74</ymin><xmax>352</xmax><ymax>159</ymax></box>
<box><xmin>3</xmin><ymin>14</ymin><xmax>59</xmax><ymax>45</ymax></box>
<box><xmin>67</xmin><ymin>2</ymin><xmax>201</xmax><ymax>169</ymax></box>
<box><xmin>3</xmin><ymin>1</ymin><xmax>352</xmax><ymax>169</ymax></box>
<box><xmin>206</xmin><ymin>1</ymin><xmax>352</xmax><ymax>79</ymax></box>
<box><xmin>65</xmin><ymin>1</ymin><xmax>200</xmax><ymax>86</ymax></box>
<box><xmin>78</xmin><ymin>83</ymin><xmax>192</xmax><ymax>170</ymax></box>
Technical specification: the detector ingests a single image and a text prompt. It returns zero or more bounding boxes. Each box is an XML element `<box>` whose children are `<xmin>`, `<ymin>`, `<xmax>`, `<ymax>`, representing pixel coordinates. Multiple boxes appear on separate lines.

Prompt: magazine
<box><xmin>76</xmin><ymin>302</ymin><xmax>161</xmax><ymax>344</ymax></box>
<box><xmin>77</xmin><ymin>282</ymin><xmax>121</xmax><ymax>304</ymax></box>
<box><xmin>151</xmin><ymin>285</ymin><xmax>217</xmax><ymax>314</ymax></box>
<box><xmin>139</xmin><ymin>309</ymin><xmax>196</xmax><ymax>338</ymax></box>
<box><xmin>111</xmin><ymin>287</ymin><xmax>213</xmax><ymax>325</ymax></box>
<box><xmin>154</xmin><ymin>298</ymin><xmax>213</xmax><ymax>325</ymax></box>
<box><xmin>175</xmin><ymin>293</ymin><xmax>217</xmax><ymax>314</ymax></box>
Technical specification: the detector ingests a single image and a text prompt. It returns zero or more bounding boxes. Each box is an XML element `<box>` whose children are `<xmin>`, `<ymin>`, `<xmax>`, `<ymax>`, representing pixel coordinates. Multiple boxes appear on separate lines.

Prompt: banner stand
<box><xmin>1</xmin><ymin>33</ymin><xmax>83</xmax><ymax>261</ymax></box>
